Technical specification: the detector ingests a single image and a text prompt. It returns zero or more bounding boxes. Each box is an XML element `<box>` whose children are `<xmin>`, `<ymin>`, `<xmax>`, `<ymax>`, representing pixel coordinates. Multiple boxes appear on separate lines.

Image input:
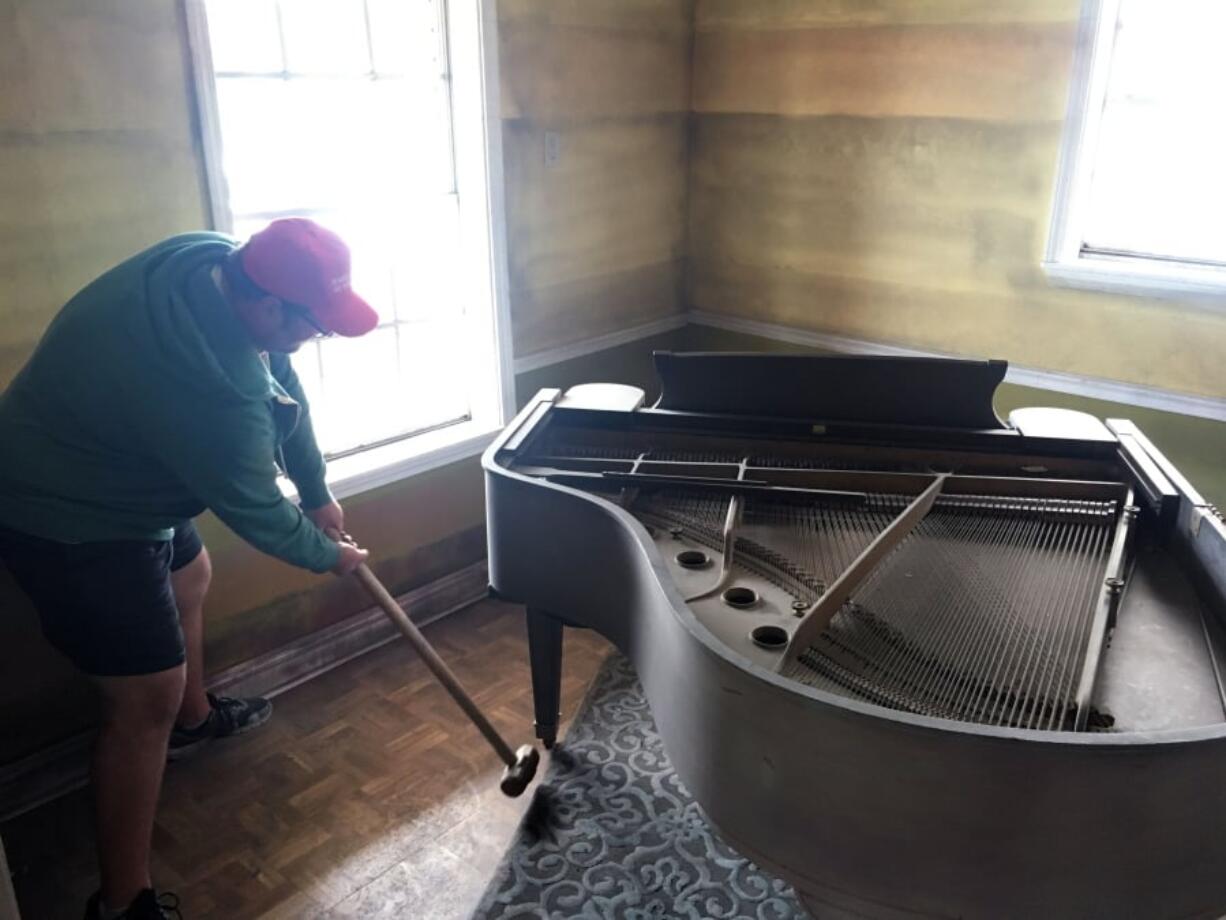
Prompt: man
<box><xmin>0</xmin><ymin>218</ymin><xmax>376</xmax><ymax>919</ymax></box>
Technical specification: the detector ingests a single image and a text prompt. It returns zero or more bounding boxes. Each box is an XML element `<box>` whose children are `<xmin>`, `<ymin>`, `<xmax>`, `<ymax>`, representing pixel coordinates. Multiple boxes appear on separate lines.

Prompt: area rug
<box><xmin>472</xmin><ymin>654</ymin><xmax>809</xmax><ymax>919</ymax></box>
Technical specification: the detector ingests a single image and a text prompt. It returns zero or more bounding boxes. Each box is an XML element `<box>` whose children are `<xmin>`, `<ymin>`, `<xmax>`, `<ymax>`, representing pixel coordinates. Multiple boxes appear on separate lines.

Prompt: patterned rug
<box><xmin>472</xmin><ymin>654</ymin><xmax>810</xmax><ymax>919</ymax></box>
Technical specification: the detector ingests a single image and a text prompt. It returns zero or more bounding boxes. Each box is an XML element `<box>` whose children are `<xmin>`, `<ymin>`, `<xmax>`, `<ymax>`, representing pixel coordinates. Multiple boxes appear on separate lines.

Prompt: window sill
<box><xmin>280</xmin><ymin>419</ymin><xmax>500</xmax><ymax>504</ymax></box>
<box><xmin>1042</xmin><ymin>256</ymin><xmax>1226</xmax><ymax>307</ymax></box>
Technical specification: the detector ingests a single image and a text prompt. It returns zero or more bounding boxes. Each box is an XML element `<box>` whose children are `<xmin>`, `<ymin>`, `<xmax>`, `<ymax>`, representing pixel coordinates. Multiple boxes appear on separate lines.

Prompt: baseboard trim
<box><xmin>0</xmin><ymin>561</ymin><xmax>490</xmax><ymax>822</ymax></box>
<box><xmin>512</xmin><ymin>314</ymin><xmax>687</xmax><ymax>375</ymax></box>
<box><xmin>687</xmin><ymin>310</ymin><xmax>1226</xmax><ymax>423</ymax></box>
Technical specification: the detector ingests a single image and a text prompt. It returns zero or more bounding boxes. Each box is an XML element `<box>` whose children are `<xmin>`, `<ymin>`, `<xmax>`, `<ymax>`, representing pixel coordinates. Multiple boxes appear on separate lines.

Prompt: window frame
<box><xmin>184</xmin><ymin>0</ymin><xmax>516</xmax><ymax>500</ymax></box>
<box><xmin>1043</xmin><ymin>0</ymin><xmax>1226</xmax><ymax>305</ymax></box>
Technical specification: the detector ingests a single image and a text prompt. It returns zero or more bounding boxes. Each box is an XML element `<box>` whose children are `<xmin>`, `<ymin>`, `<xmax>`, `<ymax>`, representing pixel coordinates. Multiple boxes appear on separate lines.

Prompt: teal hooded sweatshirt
<box><xmin>0</xmin><ymin>232</ymin><xmax>341</xmax><ymax>573</ymax></box>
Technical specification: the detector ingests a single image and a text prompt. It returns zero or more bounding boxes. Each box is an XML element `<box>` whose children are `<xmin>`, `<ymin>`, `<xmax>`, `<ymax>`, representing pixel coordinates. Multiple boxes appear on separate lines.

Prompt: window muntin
<box><xmin>200</xmin><ymin>0</ymin><xmax>481</xmax><ymax>458</ymax></box>
<box><xmin>1045</xmin><ymin>0</ymin><xmax>1226</xmax><ymax>298</ymax></box>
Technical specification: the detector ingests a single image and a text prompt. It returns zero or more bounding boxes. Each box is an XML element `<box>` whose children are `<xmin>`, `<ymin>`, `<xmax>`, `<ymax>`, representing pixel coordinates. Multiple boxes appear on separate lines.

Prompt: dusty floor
<box><xmin>3</xmin><ymin>599</ymin><xmax>611</xmax><ymax>919</ymax></box>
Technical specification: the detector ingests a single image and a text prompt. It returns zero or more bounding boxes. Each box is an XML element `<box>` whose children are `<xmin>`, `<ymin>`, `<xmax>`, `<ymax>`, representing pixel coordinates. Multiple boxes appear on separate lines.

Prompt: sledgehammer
<box><xmin>352</xmin><ymin>562</ymin><xmax>540</xmax><ymax>797</ymax></box>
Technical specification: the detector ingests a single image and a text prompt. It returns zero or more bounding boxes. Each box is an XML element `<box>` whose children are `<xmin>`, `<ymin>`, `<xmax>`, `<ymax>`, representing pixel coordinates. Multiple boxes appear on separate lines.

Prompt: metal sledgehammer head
<box><xmin>352</xmin><ymin>560</ymin><xmax>541</xmax><ymax>799</ymax></box>
<box><xmin>499</xmin><ymin>744</ymin><xmax>541</xmax><ymax>798</ymax></box>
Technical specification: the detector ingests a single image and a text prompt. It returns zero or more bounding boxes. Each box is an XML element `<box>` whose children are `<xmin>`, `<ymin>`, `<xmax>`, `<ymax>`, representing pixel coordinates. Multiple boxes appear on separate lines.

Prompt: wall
<box><xmin>682</xmin><ymin>323</ymin><xmax>1226</xmax><ymax>510</ymax></box>
<box><xmin>499</xmin><ymin>0</ymin><xmax>692</xmax><ymax>358</ymax></box>
<box><xmin>0</xmin><ymin>0</ymin><xmax>206</xmax><ymax>385</ymax></box>
<box><xmin>5</xmin><ymin>0</ymin><xmax>1222</xmax><ymax>773</ymax></box>
<box><xmin>0</xmin><ymin>0</ymin><xmax>208</xmax><ymax>763</ymax></box>
<box><xmin>0</xmin><ymin>333</ymin><xmax>683</xmax><ymax>768</ymax></box>
<box><xmin>688</xmin><ymin>0</ymin><xmax>1226</xmax><ymax>400</ymax></box>
<box><xmin>0</xmin><ymin>0</ymin><xmax>692</xmax><ymax>768</ymax></box>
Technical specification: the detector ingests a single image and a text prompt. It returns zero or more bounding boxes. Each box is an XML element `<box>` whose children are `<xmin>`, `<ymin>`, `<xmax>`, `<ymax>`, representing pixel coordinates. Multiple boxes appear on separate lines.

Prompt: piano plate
<box><xmin>484</xmin><ymin>353</ymin><xmax>1226</xmax><ymax>919</ymax></box>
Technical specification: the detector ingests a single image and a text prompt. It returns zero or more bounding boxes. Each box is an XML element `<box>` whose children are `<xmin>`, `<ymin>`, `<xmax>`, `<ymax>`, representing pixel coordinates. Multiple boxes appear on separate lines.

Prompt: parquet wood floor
<box><xmin>2</xmin><ymin>599</ymin><xmax>612</xmax><ymax>919</ymax></box>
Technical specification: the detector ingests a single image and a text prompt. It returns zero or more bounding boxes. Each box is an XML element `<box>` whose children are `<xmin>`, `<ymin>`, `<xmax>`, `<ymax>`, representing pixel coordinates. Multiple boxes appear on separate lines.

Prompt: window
<box><xmin>187</xmin><ymin>0</ymin><xmax>513</xmax><ymax>495</ymax></box>
<box><xmin>1044</xmin><ymin>0</ymin><xmax>1226</xmax><ymax>301</ymax></box>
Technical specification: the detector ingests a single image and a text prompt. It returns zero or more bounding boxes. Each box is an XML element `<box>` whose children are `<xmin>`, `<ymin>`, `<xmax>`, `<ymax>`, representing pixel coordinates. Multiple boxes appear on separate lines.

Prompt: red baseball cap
<box><xmin>240</xmin><ymin>218</ymin><xmax>379</xmax><ymax>337</ymax></box>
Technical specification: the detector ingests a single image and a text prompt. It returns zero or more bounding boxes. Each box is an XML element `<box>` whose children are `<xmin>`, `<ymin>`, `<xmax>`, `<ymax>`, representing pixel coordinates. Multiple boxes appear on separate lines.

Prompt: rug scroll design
<box><xmin>474</xmin><ymin>655</ymin><xmax>808</xmax><ymax>919</ymax></box>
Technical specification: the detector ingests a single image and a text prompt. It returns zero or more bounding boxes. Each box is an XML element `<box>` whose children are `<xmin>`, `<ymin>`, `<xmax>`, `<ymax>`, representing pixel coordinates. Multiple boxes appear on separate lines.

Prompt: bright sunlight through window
<box><xmin>1046</xmin><ymin>0</ymin><xmax>1226</xmax><ymax>300</ymax></box>
<box><xmin>191</xmin><ymin>0</ymin><xmax>507</xmax><ymax>466</ymax></box>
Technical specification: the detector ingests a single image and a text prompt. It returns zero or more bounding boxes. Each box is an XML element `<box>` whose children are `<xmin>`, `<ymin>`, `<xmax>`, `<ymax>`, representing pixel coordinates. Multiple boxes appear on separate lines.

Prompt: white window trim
<box><xmin>281</xmin><ymin>423</ymin><xmax>498</xmax><ymax>502</ymax></box>
<box><xmin>184</xmin><ymin>0</ymin><xmax>516</xmax><ymax>499</ymax></box>
<box><xmin>1043</xmin><ymin>0</ymin><xmax>1226</xmax><ymax>305</ymax></box>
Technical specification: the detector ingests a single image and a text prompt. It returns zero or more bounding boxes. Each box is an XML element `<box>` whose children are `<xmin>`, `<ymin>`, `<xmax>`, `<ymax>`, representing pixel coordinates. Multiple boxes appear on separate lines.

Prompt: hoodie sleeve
<box><xmin>141</xmin><ymin>392</ymin><xmax>341</xmax><ymax>573</ymax></box>
<box><xmin>267</xmin><ymin>352</ymin><xmax>333</xmax><ymax>510</ymax></box>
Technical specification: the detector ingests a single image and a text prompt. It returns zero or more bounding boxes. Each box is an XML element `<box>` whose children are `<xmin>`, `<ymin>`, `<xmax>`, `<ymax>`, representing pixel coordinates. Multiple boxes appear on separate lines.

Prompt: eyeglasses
<box><xmin>282</xmin><ymin>301</ymin><xmax>333</xmax><ymax>338</ymax></box>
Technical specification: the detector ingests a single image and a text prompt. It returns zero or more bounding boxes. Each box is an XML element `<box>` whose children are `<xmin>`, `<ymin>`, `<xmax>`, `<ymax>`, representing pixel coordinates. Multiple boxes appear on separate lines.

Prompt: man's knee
<box><xmin>96</xmin><ymin>666</ymin><xmax>187</xmax><ymax>733</ymax></box>
<box><xmin>171</xmin><ymin>548</ymin><xmax>212</xmax><ymax>611</ymax></box>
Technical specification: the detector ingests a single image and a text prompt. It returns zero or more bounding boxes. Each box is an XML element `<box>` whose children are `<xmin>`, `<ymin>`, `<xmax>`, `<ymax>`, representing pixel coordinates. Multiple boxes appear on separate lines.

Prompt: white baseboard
<box><xmin>687</xmin><ymin>310</ymin><xmax>1226</xmax><ymax>423</ymax></box>
<box><xmin>0</xmin><ymin>561</ymin><xmax>490</xmax><ymax>822</ymax></box>
<box><xmin>507</xmin><ymin>309</ymin><xmax>1225</xmax><ymax>423</ymax></box>
<box><xmin>512</xmin><ymin>314</ymin><xmax>687</xmax><ymax>374</ymax></box>
<box><xmin>209</xmin><ymin>561</ymin><xmax>489</xmax><ymax>699</ymax></box>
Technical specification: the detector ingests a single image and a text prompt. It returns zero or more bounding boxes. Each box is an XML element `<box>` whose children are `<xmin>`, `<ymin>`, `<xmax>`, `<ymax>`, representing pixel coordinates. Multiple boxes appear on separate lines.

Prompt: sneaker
<box><xmin>83</xmin><ymin>888</ymin><xmax>182</xmax><ymax>919</ymax></box>
<box><xmin>167</xmin><ymin>692</ymin><xmax>272</xmax><ymax>761</ymax></box>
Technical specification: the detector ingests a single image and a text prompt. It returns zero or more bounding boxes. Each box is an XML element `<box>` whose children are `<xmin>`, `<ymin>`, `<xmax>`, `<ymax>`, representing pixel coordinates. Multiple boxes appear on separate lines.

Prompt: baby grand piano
<box><xmin>482</xmin><ymin>353</ymin><xmax>1226</xmax><ymax>919</ymax></box>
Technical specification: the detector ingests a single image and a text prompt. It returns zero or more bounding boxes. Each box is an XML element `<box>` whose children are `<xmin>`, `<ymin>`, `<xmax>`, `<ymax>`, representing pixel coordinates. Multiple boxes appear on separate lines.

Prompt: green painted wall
<box><xmin>0</xmin><ymin>333</ymin><xmax>684</xmax><ymax>766</ymax></box>
<box><xmin>4</xmin><ymin>0</ymin><xmax>1222</xmax><ymax>776</ymax></box>
<box><xmin>0</xmin><ymin>1</ymin><xmax>208</xmax><ymax>386</ymax></box>
<box><xmin>0</xmin><ymin>0</ymin><xmax>689</xmax><ymax>768</ymax></box>
<box><xmin>1</xmin><ymin>0</ymin><xmax>210</xmax><ymax>765</ymax></box>
<box><xmin>498</xmin><ymin>0</ymin><xmax>691</xmax><ymax>359</ymax></box>
<box><xmin>688</xmin><ymin>0</ymin><xmax>1226</xmax><ymax>400</ymax></box>
<box><xmin>684</xmin><ymin>0</ymin><xmax>1223</xmax><ymax>515</ymax></box>
<box><xmin>681</xmin><ymin>323</ymin><xmax>1226</xmax><ymax>511</ymax></box>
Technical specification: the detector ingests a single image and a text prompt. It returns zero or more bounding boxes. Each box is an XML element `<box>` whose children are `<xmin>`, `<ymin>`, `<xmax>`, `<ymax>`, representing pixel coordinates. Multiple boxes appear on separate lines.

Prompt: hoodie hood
<box><xmin>0</xmin><ymin>230</ymin><xmax>338</xmax><ymax>569</ymax></box>
<box><xmin>128</xmin><ymin>232</ymin><xmax>275</xmax><ymax>404</ymax></box>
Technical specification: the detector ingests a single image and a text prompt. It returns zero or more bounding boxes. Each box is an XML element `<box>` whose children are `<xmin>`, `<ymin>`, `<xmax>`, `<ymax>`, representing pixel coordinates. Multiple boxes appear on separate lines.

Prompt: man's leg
<box><xmin>92</xmin><ymin>665</ymin><xmax>186</xmax><ymax>910</ymax></box>
<box><xmin>171</xmin><ymin>549</ymin><xmax>212</xmax><ymax>727</ymax></box>
<box><xmin>167</xmin><ymin>536</ymin><xmax>271</xmax><ymax>759</ymax></box>
<box><xmin>0</xmin><ymin>526</ymin><xmax>190</xmax><ymax>916</ymax></box>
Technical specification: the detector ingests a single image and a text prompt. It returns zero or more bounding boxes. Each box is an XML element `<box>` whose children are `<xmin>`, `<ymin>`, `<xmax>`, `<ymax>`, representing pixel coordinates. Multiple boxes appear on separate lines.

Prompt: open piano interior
<box><xmin>504</xmin><ymin>353</ymin><xmax>1226</xmax><ymax>738</ymax></box>
<box><xmin>486</xmin><ymin>352</ymin><xmax>1226</xmax><ymax>917</ymax></box>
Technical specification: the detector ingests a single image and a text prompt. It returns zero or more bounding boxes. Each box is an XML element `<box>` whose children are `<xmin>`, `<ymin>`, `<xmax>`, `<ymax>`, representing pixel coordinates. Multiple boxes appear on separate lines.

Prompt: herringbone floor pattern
<box><xmin>3</xmin><ymin>599</ymin><xmax>611</xmax><ymax>919</ymax></box>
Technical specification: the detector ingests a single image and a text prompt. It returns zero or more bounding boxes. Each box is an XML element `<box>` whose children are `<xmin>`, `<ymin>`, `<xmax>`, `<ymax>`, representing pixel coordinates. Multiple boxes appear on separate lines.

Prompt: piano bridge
<box><xmin>484</xmin><ymin>353</ymin><xmax>1226</xmax><ymax>920</ymax></box>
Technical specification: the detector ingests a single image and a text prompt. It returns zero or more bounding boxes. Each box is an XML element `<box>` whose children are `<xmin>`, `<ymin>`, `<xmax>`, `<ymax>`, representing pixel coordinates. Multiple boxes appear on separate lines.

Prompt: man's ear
<box><xmin>254</xmin><ymin>295</ymin><xmax>283</xmax><ymax>323</ymax></box>
<box><xmin>242</xmin><ymin>295</ymin><xmax>285</xmax><ymax>335</ymax></box>
<box><xmin>230</xmin><ymin>293</ymin><xmax>284</xmax><ymax>344</ymax></box>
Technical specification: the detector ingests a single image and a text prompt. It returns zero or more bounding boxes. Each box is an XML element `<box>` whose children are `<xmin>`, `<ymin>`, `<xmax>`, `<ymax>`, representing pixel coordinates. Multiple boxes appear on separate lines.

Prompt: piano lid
<box><xmin>653</xmin><ymin>352</ymin><xmax>1007</xmax><ymax>430</ymax></box>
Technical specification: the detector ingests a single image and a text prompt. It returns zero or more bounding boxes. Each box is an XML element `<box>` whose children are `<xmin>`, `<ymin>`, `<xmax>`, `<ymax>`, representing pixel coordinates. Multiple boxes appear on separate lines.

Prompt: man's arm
<box><xmin>266</xmin><ymin>352</ymin><xmax>350</xmax><ymax>537</ymax></box>
<box><xmin>141</xmin><ymin>393</ymin><xmax>346</xmax><ymax>573</ymax></box>
<box><xmin>267</xmin><ymin>352</ymin><xmax>331</xmax><ymax>509</ymax></box>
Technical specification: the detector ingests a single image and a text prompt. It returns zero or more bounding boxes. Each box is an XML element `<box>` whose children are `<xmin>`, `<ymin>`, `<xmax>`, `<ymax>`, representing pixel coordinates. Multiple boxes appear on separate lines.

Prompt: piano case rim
<box><xmin>483</xmin><ymin>390</ymin><xmax>1226</xmax><ymax>919</ymax></box>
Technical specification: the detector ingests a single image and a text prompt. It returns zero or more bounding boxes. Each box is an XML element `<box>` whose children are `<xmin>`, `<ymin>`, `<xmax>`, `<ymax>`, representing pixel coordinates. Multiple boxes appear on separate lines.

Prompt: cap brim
<box><xmin>322</xmin><ymin>290</ymin><xmax>380</xmax><ymax>337</ymax></box>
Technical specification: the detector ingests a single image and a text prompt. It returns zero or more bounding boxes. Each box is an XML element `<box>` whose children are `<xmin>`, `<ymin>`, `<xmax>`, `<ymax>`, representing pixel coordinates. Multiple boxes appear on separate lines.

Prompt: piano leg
<box><xmin>526</xmin><ymin>608</ymin><xmax>563</xmax><ymax>749</ymax></box>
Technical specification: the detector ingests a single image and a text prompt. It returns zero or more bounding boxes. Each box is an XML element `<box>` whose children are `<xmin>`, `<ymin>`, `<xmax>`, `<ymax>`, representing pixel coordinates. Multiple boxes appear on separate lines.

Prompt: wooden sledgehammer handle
<box><xmin>353</xmin><ymin>563</ymin><xmax>517</xmax><ymax>766</ymax></box>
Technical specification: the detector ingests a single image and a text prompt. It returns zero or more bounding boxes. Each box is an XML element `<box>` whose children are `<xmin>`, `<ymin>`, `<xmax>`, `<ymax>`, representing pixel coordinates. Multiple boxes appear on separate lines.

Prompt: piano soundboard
<box><xmin>484</xmin><ymin>353</ymin><xmax>1226</xmax><ymax>919</ymax></box>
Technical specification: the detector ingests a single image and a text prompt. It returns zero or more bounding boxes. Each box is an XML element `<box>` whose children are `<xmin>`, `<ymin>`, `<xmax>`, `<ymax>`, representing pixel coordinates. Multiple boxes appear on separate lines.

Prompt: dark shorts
<box><xmin>0</xmin><ymin>521</ymin><xmax>205</xmax><ymax>677</ymax></box>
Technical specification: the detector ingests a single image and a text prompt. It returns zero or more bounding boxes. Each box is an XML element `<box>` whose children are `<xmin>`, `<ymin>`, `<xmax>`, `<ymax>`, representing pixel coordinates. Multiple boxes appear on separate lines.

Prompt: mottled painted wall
<box><xmin>689</xmin><ymin>0</ymin><xmax>1226</xmax><ymax>399</ymax></box>
<box><xmin>0</xmin><ymin>460</ymin><xmax>490</xmax><ymax>764</ymax></box>
<box><xmin>682</xmin><ymin>323</ymin><xmax>1226</xmax><ymax>511</ymax></box>
<box><xmin>0</xmin><ymin>0</ymin><xmax>207</xmax><ymax>386</ymax></box>
<box><xmin>0</xmin><ymin>0</ymin><xmax>693</xmax><ymax>766</ymax></box>
<box><xmin>7</xmin><ymin>0</ymin><xmax>1222</xmax><ymax>773</ymax></box>
<box><xmin>1</xmin><ymin>0</ymin><xmax>208</xmax><ymax>763</ymax></box>
<box><xmin>498</xmin><ymin>0</ymin><xmax>693</xmax><ymax>357</ymax></box>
